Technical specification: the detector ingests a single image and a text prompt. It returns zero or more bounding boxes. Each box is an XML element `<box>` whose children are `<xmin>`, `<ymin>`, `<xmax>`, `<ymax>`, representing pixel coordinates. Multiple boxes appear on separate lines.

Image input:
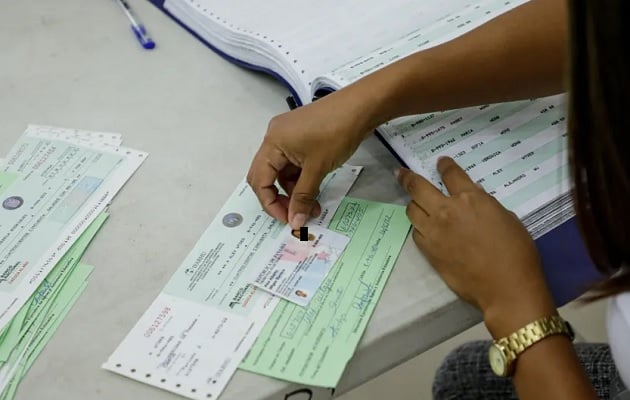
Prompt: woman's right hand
<box><xmin>247</xmin><ymin>89</ymin><xmax>379</xmax><ymax>229</ymax></box>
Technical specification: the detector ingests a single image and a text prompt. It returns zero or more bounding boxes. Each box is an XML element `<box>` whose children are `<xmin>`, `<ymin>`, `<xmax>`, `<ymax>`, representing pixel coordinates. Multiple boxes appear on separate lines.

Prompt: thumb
<box><xmin>288</xmin><ymin>164</ymin><xmax>327</xmax><ymax>229</ymax></box>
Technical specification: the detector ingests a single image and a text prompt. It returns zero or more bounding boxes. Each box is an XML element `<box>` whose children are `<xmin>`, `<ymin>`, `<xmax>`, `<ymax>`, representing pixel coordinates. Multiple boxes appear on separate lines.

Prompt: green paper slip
<box><xmin>23</xmin><ymin>262</ymin><xmax>94</xmax><ymax>362</ymax></box>
<box><xmin>239</xmin><ymin>197</ymin><xmax>411</xmax><ymax>387</ymax></box>
<box><xmin>0</xmin><ymin>263</ymin><xmax>93</xmax><ymax>400</ymax></box>
<box><xmin>0</xmin><ymin>212</ymin><xmax>107</xmax><ymax>363</ymax></box>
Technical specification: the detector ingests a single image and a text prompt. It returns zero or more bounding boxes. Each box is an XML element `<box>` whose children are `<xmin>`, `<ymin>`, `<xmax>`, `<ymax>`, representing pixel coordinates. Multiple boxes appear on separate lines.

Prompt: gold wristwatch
<box><xmin>488</xmin><ymin>315</ymin><xmax>575</xmax><ymax>377</ymax></box>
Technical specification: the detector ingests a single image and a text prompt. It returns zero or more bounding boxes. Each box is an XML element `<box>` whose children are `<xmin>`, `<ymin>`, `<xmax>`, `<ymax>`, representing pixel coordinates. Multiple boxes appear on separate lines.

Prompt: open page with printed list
<box><xmin>156</xmin><ymin>0</ymin><xmax>570</xmax><ymax>237</ymax></box>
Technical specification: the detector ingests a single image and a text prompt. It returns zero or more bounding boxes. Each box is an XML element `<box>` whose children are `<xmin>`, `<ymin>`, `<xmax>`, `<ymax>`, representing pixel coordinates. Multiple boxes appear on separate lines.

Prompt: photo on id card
<box><xmin>253</xmin><ymin>225</ymin><xmax>350</xmax><ymax>306</ymax></box>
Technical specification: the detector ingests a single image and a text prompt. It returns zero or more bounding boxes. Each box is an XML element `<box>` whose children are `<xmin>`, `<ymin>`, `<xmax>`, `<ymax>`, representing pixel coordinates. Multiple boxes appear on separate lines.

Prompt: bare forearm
<box><xmin>511</xmin><ymin>336</ymin><xmax>598</xmax><ymax>400</ymax></box>
<box><xmin>347</xmin><ymin>0</ymin><xmax>568</xmax><ymax>131</ymax></box>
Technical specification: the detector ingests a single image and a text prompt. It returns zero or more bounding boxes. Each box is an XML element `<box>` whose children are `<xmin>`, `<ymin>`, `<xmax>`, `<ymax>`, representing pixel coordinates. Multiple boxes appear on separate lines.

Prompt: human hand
<box><xmin>247</xmin><ymin>90</ymin><xmax>377</xmax><ymax>229</ymax></box>
<box><xmin>397</xmin><ymin>157</ymin><xmax>556</xmax><ymax>337</ymax></box>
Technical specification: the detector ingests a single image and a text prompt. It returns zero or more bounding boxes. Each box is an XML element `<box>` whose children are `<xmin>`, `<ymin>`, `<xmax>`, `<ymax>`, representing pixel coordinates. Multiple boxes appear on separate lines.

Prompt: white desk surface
<box><xmin>0</xmin><ymin>1</ymin><xmax>480</xmax><ymax>399</ymax></box>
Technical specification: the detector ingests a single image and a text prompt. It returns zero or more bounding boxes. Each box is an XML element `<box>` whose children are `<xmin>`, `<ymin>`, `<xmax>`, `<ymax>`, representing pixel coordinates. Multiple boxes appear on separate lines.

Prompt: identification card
<box><xmin>251</xmin><ymin>225</ymin><xmax>350</xmax><ymax>306</ymax></box>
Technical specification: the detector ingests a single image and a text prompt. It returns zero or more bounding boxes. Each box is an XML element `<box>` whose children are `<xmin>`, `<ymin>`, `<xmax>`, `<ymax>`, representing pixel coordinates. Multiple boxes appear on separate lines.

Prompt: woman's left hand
<box><xmin>397</xmin><ymin>157</ymin><xmax>556</xmax><ymax>337</ymax></box>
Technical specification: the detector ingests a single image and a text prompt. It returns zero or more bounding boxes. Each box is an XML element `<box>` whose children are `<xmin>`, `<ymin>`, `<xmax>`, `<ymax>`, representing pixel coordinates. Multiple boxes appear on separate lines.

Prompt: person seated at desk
<box><xmin>246</xmin><ymin>0</ymin><xmax>629</xmax><ymax>398</ymax></box>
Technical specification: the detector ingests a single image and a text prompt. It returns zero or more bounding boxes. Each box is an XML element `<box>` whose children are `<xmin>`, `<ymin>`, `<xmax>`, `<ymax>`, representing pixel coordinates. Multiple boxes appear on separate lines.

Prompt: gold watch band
<box><xmin>496</xmin><ymin>315</ymin><xmax>574</xmax><ymax>360</ymax></box>
<box><xmin>490</xmin><ymin>315</ymin><xmax>575</xmax><ymax>376</ymax></box>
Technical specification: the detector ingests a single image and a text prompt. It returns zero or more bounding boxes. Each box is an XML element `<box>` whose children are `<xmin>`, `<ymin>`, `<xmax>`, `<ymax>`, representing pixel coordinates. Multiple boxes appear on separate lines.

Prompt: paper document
<box><xmin>103</xmin><ymin>165</ymin><xmax>361</xmax><ymax>400</ymax></box>
<box><xmin>0</xmin><ymin>125</ymin><xmax>146</xmax><ymax>331</ymax></box>
<box><xmin>0</xmin><ymin>212</ymin><xmax>107</xmax><ymax>398</ymax></box>
<box><xmin>0</xmin><ymin>263</ymin><xmax>93</xmax><ymax>400</ymax></box>
<box><xmin>252</xmin><ymin>225</ymin><xmax>350</xmax><ymax>307</ymax></box>
<box><xmin>24</xmin><ymin>124</ymin><xmax>124</xmax><ymax>149</ymax></box>
<box><xmin>325</xmin><ymin>0</ymin><xmax>528</xmax><ymax>86</ymax></box>
<box><xmin>240</xmin><ymin>197</ymin><xmax>411</xmax><ymax>387</ymax></box>
<box><xmin>378</xmin><ymin>96</ymin><xmax>569</xmax><ymax>221</ymax></box>
<box><xmin>319</xmin><ymin>0</ymin><xmax>569</xmax><ymax>229</ymax></box>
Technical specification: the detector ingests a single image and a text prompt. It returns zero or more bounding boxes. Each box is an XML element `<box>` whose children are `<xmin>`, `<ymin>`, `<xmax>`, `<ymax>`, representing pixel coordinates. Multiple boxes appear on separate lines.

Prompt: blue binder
<box><xmin>149</xmin><ymin>0</ymin><xmax>603</xmax><ymax>306</ymax></box>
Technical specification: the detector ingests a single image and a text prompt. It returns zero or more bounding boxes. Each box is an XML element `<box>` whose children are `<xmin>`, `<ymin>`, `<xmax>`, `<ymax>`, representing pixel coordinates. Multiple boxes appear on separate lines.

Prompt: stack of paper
<box><xmin>103</xmin><ymin>164</ymin><xmax>411</xmax><ymax>400</ymax></box>
<box><xmin>0</xmin><ymin>125</ymin><xmax>147</xmax><ymax>399</ymax></box>
<box><xmin>162</xmin><ymin>0</ymin><xmax>572</xmax><ymax>240</ymax></box>
<box><xmin>239</xmin><ymin>197</ymin><xmax>411</xmax><ymax>388</ymax></box>
<box><xmin>163</xmin><ymin>0</ymin><xmax>489</xmax><ymax>103</ymax></box>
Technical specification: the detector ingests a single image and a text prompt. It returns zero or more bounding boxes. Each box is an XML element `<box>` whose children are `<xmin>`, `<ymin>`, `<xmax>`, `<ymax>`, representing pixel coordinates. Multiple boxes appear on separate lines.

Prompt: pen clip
<box><xmin>285</xmin><ymin>96</ymin><xmax>298</xmax><ymax>110</ymax></box>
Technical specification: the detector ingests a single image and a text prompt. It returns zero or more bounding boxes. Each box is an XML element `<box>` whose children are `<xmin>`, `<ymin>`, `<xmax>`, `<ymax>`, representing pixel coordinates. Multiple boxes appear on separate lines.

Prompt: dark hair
<box><xmin>568</xmin><ymin>0</ymin><xmax>630</xmax><ymax>299</ymax></box>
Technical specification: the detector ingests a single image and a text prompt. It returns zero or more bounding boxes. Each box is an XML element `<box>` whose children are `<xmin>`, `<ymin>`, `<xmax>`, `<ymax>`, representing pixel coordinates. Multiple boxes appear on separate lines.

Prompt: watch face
<box><xmin>488</xmin><ymin>345</ymin><xmax>507</xmax><ymax>376</ymax></box>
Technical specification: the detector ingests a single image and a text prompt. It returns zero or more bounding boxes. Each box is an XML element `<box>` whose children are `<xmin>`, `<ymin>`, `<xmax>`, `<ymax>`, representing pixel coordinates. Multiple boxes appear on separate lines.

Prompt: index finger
<box><xmin>247</xmin><ymin>146</ymin><xmax>290</xmax><ymax>223</ymax></box>
<box><xmin>437</xmin><ymin>156</ymin><xmax>479</xmax><ymax>195</ymax></box>
<box><xmin>396</xmin><ymin>167</ymin><xmax>444</xmax><ymax>213</ymax></box>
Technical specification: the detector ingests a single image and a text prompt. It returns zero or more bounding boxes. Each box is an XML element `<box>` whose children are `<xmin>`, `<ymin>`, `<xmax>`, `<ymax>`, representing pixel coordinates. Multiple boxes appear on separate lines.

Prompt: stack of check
<box><xmin>0</xmin><ymin>125</ymin><xmax>146</xmax><ymax>399</ymax></box>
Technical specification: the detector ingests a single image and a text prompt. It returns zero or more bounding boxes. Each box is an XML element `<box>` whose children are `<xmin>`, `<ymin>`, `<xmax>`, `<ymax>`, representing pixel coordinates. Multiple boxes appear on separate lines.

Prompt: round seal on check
<box><xmin>2</xmin><ymin>196</ymin><xmax>24</xmax><ymax>211</ymax></box>
<box><xmin>222</xmin><ymin>212</ymin><xmax>243</xmax><ymax>228</ymax></box>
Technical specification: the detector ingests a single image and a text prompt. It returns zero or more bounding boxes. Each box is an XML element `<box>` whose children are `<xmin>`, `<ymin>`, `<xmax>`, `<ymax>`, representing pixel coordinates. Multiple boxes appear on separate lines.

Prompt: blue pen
<box><xmin>114</xmin><ymin>0</ymin><xmax>156</xmax><ymax>50</ymax></box>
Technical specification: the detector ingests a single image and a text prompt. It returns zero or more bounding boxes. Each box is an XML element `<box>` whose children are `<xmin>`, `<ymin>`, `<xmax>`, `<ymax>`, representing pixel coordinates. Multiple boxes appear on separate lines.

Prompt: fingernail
<box><xmin>437</xmin><ymin>156</ymin><xmax>448</xmax><ymax>173</ymax></box>
<box><xmin>291</xmin><ymin>213</ymin><xmax>307</xmax><ymax>229</ymax></box>
<box><xmin>394</xmin><ymin>168</ymin><xmax>401</xmax><ymax>178</ymax></box>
